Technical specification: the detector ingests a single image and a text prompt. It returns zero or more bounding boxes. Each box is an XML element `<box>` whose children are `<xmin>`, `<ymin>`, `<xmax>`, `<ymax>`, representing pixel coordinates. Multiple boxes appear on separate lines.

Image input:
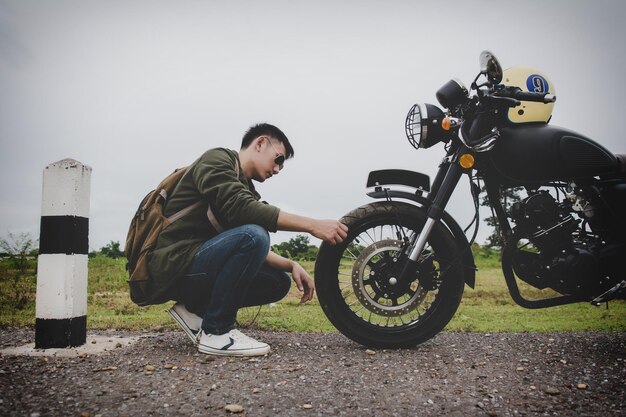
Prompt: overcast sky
<box><xmin>1</xmin><ymin>0</ymin><xmax>625</xmax><ymax>251</ymax></box>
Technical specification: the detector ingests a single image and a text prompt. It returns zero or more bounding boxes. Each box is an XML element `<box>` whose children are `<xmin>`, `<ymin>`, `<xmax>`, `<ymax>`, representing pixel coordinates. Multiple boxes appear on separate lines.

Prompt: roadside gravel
<box><xmin>1</xmin><ymin>328</ymin><xmax>624</xmax><ymax>416</ymax></box>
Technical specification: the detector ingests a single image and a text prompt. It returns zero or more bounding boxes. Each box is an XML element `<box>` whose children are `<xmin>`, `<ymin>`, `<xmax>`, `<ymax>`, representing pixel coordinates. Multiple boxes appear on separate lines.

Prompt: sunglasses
<box><xmin>267</xmin><ymin>139</ymin><xmax>286</xmax><ymax>167</ymax></box>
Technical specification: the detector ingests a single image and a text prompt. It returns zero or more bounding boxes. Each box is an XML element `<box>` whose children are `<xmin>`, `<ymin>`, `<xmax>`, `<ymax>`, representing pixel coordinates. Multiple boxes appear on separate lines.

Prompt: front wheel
<box><xmin>315</xmin><ymin>201</ymin><xmax>465</xmax><ymax>348</ymax></box>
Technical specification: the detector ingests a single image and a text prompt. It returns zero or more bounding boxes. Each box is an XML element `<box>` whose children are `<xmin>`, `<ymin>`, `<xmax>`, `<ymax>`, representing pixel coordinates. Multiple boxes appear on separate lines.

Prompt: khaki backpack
<box><xmin>124</xmin><ymin>167</ymin><xmax>201</xmax><ymax>306</ymax></box>
<box><xmin>124</xmin><ymin>158</ymin><xmax>238</xmax><ymax>306</ymax></box>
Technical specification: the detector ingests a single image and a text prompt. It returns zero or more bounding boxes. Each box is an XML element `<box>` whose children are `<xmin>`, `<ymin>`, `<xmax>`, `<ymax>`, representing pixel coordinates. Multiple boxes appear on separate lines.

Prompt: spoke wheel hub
<box><xmin>351</xmin><ymin>239</ymin><xmax>426</xmax><ymax>317</ymax></box>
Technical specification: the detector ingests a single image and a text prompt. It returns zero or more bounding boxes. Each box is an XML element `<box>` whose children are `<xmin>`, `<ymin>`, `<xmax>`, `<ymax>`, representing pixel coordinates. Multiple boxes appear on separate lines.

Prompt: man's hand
<box><xmin>291</xmin><ymin>262</ymin><xmax>315</xmax><ymax>303</ymax></box>
<box><xmin>276</xmin><ymin>211</ymin><xmax>348</xmax><ymax>245</ymax></box>
<box><xmin>265</xmin><ymin>253</ymin><xmax>314</xmax><ymax>303</ymax></box>
<box><xmin>310</xmin><ymin>219</ymin><xmax>349</xmax><ymax>245</ymax></box>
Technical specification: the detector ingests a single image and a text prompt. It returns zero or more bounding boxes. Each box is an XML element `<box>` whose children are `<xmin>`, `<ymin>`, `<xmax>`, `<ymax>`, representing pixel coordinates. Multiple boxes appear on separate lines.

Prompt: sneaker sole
<box><xmin>167</xmin><ymin>308</ymin><xmax>200</xmax><ymax>345</ymax></box>
<box><xmin>198</xmin><ymin>344</ymin><xmax>270</xmax><ymax>357</ymax></box>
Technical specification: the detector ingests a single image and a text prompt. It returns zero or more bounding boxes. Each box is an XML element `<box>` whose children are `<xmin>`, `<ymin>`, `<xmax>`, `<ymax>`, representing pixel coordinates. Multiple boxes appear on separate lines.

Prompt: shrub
<box><xmin>0</xmin><ymin>233</ymin><xmax>38</xmax><ymax>310</ymax></box>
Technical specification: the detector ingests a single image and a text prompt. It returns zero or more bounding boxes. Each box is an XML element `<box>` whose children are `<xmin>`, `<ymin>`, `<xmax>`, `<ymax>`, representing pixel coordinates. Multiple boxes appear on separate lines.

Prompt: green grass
<box><xmin>1</xmin><ymin>256</ymin><xmax>624</xmax><ymax>333</ymax></box>
<box><xmin>447</xmin><ymin>266</ymin><xmax>626</xmax><ymax>332</ymax></box>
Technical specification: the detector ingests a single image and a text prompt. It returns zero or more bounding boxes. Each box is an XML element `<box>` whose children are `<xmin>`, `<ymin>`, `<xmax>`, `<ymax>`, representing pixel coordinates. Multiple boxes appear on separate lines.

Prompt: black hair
<box><xmin>240</xmin><ymin>123</ymin><xmax>294</xmax><ymax>159</ymax></box>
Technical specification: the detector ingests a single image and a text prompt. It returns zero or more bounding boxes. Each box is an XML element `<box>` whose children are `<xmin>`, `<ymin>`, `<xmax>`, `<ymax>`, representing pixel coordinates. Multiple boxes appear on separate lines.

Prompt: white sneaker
<box><xmin>198</xmin><ymin>329</ymin><xmax>270</xmax><ymax>357</ymax></box>
<box><xmin>167</xmin><ymin>303</ymin><xmax>203</xmax><ymax>344</ymax></box>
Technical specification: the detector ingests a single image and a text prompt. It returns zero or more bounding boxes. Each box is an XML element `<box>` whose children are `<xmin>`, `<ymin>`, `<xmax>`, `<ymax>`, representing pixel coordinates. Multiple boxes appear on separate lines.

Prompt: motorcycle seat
<box><xmin>616</xmin><ymin>154</ymin><xmax>626</xmax><ymax>174</ymax></box>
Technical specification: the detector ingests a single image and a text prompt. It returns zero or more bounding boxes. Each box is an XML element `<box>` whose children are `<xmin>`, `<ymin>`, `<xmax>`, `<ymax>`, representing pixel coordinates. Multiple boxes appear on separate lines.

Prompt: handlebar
<box><xmin>480</xmin><ymin>87</ymin><xmax>556</xmax><ymax>110</ymax></box>
<box><xmin>493</xmin><ymin>87</ymin><xmax>556</xmax><ymax>103</ymax></box>
<box><xmin>511</xmin><ymin>90</ymin><xmax>557</xmax><ymax>103</ymax></box>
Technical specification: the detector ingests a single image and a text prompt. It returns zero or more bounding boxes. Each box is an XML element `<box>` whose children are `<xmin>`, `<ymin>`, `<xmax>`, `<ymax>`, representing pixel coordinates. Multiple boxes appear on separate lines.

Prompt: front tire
<box><xmin>315</xmin><ymin>201</ymin><xmax>465</xmax><ymax>348</ymax></box>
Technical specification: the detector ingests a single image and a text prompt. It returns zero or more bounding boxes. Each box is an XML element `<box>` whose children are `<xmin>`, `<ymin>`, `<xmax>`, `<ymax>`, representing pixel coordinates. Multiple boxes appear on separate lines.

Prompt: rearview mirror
<box><xmin>479</xmin><ymin>50</ymin><xmax>503</xmax><ymax>84</ymax></box>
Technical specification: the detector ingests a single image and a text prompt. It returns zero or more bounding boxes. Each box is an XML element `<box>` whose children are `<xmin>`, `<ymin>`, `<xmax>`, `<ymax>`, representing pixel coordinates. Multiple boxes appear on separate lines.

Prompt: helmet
<box><xmin>502</xmin><ymin>67</ymin><xmax>556</xmax><ymax>124</ymax></box>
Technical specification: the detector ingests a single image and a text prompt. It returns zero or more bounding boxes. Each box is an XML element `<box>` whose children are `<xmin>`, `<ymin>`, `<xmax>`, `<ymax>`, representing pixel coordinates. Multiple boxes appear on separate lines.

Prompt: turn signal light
<box><xmin>459</xmin><ymin>153</ymin><xmax>475</xmax><ymax>169</ymax></box>
<box><xmin>441</xmin><ymin>117</ymin><xmax>452</xmax><ymax>131</ymax></box>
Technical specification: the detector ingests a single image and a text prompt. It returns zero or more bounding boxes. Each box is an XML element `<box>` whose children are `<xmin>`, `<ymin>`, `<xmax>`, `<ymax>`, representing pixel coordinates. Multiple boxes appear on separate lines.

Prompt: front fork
<box><xmin>398</xmin><ymin>149</ymin><xmax>467</xmax><ymax>286</ymax></box>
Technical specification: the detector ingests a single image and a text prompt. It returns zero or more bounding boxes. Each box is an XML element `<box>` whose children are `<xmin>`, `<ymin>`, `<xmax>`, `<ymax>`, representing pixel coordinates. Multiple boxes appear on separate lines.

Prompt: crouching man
<box><xmin>148</xmin><ymin>123</ymin><xmax>348</xmax><ymax>357</ymax></box>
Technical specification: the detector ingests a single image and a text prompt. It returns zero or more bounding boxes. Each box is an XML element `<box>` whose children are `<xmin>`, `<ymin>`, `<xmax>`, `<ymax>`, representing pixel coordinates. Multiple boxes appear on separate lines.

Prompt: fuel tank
<box><xmin>485</xmin><ymin>124</ymin><xmax>619</xmax><ymax>184</ymax></box>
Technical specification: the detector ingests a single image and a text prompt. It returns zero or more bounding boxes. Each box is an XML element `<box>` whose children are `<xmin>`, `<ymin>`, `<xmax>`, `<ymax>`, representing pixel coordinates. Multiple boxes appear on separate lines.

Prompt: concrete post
<box><xmin>35</xmin><ymin>159</ymin><xmax>91</xmax><ymax>348</ymax></box>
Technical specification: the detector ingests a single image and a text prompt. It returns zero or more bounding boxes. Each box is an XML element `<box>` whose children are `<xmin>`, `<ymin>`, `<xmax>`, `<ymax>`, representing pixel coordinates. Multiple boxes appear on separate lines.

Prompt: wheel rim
<box><xmin>338</xmin><ymin>222</ymin><xmax>443</xmax><ymax>329</ymax></box>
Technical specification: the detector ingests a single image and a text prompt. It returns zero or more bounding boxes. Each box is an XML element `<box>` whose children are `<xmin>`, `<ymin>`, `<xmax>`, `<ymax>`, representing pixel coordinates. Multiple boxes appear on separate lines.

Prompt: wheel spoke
<box><xmin>345</xmin><ymin>247</ymin><xmax>359</xmax><ymax>260</ymax></box>
<box><xmin>363</xmin><ymin>230</ymin><xmax>376</xmax><ymax>245</ymax></box>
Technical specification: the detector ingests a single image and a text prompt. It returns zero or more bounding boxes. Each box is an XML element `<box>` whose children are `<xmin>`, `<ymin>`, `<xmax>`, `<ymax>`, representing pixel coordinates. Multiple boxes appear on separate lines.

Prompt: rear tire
<box><xmin>315</xmin><ymin>201</ymin><xmax>465</xmax><ymax>348</ymax></box>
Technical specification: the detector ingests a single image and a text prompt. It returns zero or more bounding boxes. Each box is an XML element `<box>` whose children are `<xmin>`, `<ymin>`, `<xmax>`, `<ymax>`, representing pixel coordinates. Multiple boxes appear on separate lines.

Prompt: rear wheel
<box><xmin>315</xmin><ymin>201</ymin><xmax>465</xmax><ymax>348</ymax></box>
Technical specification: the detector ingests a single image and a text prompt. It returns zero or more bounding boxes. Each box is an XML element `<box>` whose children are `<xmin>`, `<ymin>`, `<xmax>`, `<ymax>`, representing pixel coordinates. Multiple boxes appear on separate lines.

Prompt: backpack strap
<box><xmin>206</xmin><ymin>205</ymin><xmax>224</xmax><ymax>233</ymax></box>
<box><xmin>167</xmin><ymin>200</ymin><xmax>202</xmax><ymax>223</ymax></box>
<box><xmin>206</xmin><ymin>156</ymin><xmax>240</xmax><ymax>233</ymax></box>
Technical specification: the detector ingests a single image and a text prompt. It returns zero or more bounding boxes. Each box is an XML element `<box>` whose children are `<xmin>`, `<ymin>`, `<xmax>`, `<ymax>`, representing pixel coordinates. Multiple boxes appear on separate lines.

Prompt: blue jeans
<box><xmin>176</xmin><ymin>224</ymin><xmax>291</xmax><ymax>335</ymax></box>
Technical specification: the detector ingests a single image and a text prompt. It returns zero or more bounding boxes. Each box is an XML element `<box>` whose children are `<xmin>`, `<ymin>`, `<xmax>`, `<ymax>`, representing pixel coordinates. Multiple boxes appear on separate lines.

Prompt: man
<box><xmin>148</xmin><ymin>123</ymin><xmax>348</xmax><ymax>357</ymax></box>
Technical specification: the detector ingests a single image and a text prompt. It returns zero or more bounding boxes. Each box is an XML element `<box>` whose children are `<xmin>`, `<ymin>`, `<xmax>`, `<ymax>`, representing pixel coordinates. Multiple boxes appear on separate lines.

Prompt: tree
<box><xmin>0</xmin><ymin>232</ymin><xmax>38</xmax><ymax>309</ymax></box>
<box><xmin>271</xmin><ymin>234</ymin><xmax>319</xmax><ymax>261</ymax></box>
<box><xmin>480</xmin><ymin>185</ymin><xmax>524</xmax><ymax>249</ymax></box>
<box><xmin>286</xmin><ymin>235</ymin><xmax>310</xmax><ymax>257</ymax></box>
<box><xmin>100</xmin><ymin>241</ymin><xmax>124</xmax><ymax>259</ymax></box>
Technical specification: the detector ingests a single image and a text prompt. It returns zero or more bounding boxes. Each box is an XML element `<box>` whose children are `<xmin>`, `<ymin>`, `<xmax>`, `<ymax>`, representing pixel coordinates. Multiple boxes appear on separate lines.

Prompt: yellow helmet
<box><xmin>503</xmin><ymin>67</ymin><xmax>555</xmax><ymax>124</ymax></box>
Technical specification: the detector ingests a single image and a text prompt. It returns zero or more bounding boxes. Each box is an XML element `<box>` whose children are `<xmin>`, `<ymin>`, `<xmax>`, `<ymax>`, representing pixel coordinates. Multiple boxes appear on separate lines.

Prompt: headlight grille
<box><xmin>405</xmin><ymin>104</ymin><xmax>425</xmax><ymax>149</ymax></box>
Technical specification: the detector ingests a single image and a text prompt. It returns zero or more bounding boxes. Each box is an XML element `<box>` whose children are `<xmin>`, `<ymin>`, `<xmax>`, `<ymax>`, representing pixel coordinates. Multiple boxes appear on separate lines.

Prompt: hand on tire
<box><xmin>311</xmin><ymin>220</ymin><xmax>348</xmax><ymax>245</ymax></box>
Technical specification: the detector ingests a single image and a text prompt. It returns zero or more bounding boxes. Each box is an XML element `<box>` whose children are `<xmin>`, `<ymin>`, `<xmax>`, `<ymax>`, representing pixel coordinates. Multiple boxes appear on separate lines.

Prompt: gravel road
<box><xmin>1</xmin><ymin>328</ymin><xmax>624</xmax><ymax>417</ymax></box>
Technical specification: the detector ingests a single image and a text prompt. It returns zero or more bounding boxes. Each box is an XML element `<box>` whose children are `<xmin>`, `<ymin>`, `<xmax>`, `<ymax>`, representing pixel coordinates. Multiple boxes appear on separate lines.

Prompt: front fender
<box><xmin>367</xmin><ymin>169</ymin><xmax>430</xmax><ymax>192</ymax></box>
<box><xmin>366</xmin><ymin>189</ymin><xmax>476</xmax><ymax>289</ymax></box>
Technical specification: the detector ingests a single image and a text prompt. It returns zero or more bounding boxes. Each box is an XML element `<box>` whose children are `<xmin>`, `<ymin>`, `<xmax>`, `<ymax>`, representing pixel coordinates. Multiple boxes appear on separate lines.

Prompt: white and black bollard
<box><xmin>35</xmin><ymin>159</ymin><xmax>91</xmax><ymax>348</ymax></box>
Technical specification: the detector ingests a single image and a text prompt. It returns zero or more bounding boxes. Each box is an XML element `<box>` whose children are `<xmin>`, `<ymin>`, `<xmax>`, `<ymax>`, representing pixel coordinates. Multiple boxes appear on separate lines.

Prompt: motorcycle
<box><xmin>314</xmin><ymin>51</ymin><xmax>626</xmax><ymax>348</ymax></box>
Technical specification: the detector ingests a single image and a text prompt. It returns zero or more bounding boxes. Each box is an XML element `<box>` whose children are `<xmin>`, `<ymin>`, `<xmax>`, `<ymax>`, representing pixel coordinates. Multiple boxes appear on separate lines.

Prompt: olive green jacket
<box><xmin>147</xmin><ymin>148</ymin><xmax>280</xmax><ymax>303</ymax></box>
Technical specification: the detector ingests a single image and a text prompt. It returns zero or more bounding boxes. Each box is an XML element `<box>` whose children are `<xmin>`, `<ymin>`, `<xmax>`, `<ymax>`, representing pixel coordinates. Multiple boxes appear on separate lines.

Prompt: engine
<box><xmin>507</xmin><ymin>189</ymin><xmax>622</xmax><ymax>298</ymax></box>
<box><xmin>509</xmin><ymin>190</ymin><xmax>577</xmax><ymax>255</ymax></box>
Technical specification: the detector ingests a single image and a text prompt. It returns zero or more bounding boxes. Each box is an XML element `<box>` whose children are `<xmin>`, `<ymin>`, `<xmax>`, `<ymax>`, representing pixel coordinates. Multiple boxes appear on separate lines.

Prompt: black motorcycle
<box><xmin>315</xmin><ymin>51</ymin><xmax>626</xmax><ymax>348</ymax></box>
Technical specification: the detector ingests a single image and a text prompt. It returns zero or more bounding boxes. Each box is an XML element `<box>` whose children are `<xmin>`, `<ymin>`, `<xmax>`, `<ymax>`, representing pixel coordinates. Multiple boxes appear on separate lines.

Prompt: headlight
<box><xmin>405</xmin><ymin>103</ymin><xmax>448</xmax><ymax>149</ymax></box>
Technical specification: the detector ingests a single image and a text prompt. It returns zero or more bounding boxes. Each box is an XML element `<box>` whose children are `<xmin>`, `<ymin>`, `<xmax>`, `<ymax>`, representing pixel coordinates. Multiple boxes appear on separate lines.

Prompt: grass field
<box><xmin>1</xmin><ymin>256</ymin><xmax>624</xmax><ymax>332</ymax></box>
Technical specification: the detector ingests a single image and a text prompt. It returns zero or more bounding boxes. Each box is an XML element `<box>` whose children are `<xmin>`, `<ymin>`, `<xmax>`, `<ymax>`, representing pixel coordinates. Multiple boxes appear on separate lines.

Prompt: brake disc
<box><xmin>351</xmin><ymin>239</ymin><xmax>426</xmax><ymax>317</ymax></box>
